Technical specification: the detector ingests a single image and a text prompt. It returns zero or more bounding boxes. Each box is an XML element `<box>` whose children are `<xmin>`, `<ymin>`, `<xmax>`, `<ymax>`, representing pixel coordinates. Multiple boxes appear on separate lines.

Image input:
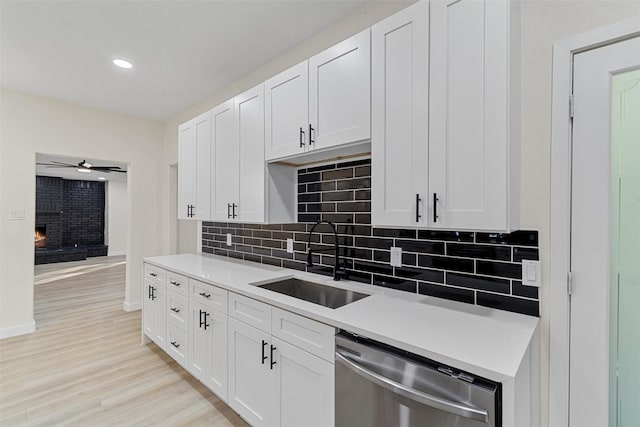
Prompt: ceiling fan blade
<box><xmin>49</xmin><ymin>161</ymin><xmax>77</xmax><ymax>167</ymax></box>
<box><xmin>91</xmin><ymin>166</ymin><xmax>122</xmax><ymax>171</ymax></box>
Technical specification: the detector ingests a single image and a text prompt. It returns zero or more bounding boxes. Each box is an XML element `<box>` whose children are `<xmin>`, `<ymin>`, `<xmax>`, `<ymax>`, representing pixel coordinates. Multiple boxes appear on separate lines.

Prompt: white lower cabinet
<box><xmin>227</xmin><ymin>294</ymin><xmax>336</xmax><ymax>427</ymax></box>
<box><xmin>189</xmin><ymin>300</ymin><xmax>228</xmax><ymax>401</ymax></box>
<box><xmin>143</xmin><ymin>264</ymin><xmax>335</xmax><ymax>427</ymax></box>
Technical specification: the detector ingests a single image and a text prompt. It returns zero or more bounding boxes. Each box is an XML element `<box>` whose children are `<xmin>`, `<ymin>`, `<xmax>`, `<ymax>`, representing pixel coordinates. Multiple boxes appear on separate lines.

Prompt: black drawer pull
<box><xmin>270</xmin><ymin>345</ymin><xmax>277</xmax><ymax>369</ymax></box>
<box><xmin>170</xmin><ymin>341</ymin><xmax>180</xmax><ymax>349</ymax></box>
<box><xmin>433</xmin><ymin>193</ymin><xmax>439</xmax><ymax>222</ymax></box>
<box><xmin>170</xmin><ymin>307</ymin><xmax>180</xmax><ymax>313</ymax></box>
<box><xmin>149</xmin><ymin>272</ymin><xmax>157</xmax><ymax>277</ymax></box>
<box><xmin>198</xmin><ymin>292</ymin><xmax>211</xmax><ymax>299</ymax></box>
<box><xmin>262</xmin><ymin>340</ymin><xmax>268</xmax><ymax>364</ymax></box>
<box><xmin>170</xmin><ymin>280</ymin><xmax>180</xmax><ymax>286</ymax></box>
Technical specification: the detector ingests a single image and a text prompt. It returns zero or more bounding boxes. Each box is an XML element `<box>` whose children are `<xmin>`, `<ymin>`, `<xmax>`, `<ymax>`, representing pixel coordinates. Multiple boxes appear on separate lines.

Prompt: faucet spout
<box><xmin>306</xmin><ymin>220</ymin><xmax>345</xmax><ymax>281</ymax></box>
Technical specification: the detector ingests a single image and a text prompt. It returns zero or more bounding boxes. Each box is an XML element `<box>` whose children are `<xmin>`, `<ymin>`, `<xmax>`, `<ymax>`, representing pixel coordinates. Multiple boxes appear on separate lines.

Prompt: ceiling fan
<box><xmin>36</xmin><ymin>160</ymin><xmax>126</xmax><ymax>173</ymax></box>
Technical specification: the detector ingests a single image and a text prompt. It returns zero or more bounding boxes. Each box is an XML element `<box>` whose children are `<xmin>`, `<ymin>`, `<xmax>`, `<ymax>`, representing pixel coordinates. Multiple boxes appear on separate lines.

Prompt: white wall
<box><xmin>0</xmin><ymin>89</ymin><xmax>164</xmax><ymax>336</ymax></box>
<box><xmin>106</xmin><ymin>179</ymin><xmax>128</xmax><ymax>256</ymax></box>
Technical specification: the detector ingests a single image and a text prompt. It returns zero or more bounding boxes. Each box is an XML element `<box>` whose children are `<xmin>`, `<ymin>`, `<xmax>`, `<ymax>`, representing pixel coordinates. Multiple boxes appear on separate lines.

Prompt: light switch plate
<box><xmin>521</xmin><ymin>260</ymin><xmax>541</xmax><ymax>287</ymax></box>
<box><xmin>226</xmin><ymin>233</ymin><xmax>232</xmax><ymax>246</ymax></box>
<box><xmin>286</xmin><ymin>238</ymin><xmax>294</xmax><ymax>253</ymax></box>
<box><xmin>390</xmin><ymin>247</ymin><xmax>402</xmax><ymax>267</ymax></box>
<box><xmin>9</xmin><ymin>209</ymin><xmax>25</xmax><ymax>220</ymax></box>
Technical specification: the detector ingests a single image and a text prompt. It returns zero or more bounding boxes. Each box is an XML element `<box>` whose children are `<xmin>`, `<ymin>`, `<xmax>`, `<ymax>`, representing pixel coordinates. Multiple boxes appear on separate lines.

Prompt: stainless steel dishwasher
<box><xmin>335</xmin><ymin>332</ymin><xmax>501</xmax><ymax>427</ymax></box>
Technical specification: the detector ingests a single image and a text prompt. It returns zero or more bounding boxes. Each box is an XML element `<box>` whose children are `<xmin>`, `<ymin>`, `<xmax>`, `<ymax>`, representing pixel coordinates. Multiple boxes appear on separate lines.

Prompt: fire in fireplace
<box><xmin>35</xmin><ymin>226</ymin><xmax>46</xmax><ymax>249</ymax></box>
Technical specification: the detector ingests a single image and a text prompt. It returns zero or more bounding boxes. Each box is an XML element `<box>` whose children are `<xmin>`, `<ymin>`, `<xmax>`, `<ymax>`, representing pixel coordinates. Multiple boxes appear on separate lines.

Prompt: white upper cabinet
<box><xmin>236</xmin><ymin>85</ymin><xmax>266</xmax><ymax>223</ymax></box>
<box><xmin>309</xmin><ymin>29</ymin><xmax>371</xmax><ymax>151</ymax></box>
<box><xmin>265</xmin><ymin>29</ymin><xmax>371</xmax><ymax>161</ymax></box>
<box><xmin>371</xmin><ymin>1</ymin><xmax>429</xmax><ymax>228</ymax></box>
<box><xmin>178</xmin><ymin>111</ymin><xmax>211</xmax><ymax>220</ymax></box>
<box><xmin>211</xmin><ymin>99</ymin><xmax>238</xmax><ymax>221</ymax></box>
<box><xmin>265</xmin><ymin>62</ymin><xmax>309</xmax><ymax>160</ymax></box>
<box><xmin>429</xmin><ymin>0</ymin><xmax>520</xmax><ymax>231</ymax></box>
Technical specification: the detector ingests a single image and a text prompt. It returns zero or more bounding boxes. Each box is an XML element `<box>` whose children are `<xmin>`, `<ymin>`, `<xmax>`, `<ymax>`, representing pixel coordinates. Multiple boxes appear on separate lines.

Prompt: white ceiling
<box><xmin>36</xmin><ymin>153</ymin><xmax>128</xmax><ymax>183</ymax></box>
<box><xmin>1</xmin><ymin>0</ymin><xmax>373</xmax><ymax>121</ymax></box>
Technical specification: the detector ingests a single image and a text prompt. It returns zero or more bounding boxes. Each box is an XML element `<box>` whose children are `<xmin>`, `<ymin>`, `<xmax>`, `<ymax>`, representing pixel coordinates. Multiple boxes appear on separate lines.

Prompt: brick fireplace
<box><xmin>35</xmin><ymin>176</ymin><xmax>108</xmax><ymax>264</ymax></box>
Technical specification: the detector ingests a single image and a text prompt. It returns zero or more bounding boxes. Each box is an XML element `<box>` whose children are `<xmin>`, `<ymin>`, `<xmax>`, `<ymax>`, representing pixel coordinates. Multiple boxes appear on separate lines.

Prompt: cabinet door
<box><xmin>189</xmin><ymin>301</ymin><xmax>208</xmax><ymax>380</ymax></box>
<box><xmin>193</xmin><ymin>111</ymin><xmax>212</xmax><ymax>220</ymax></box>
<box><xmin>143</xmin><ymin>281</ymin><xmax>155</xmax><ymax>340</ymax></box>
<box><xmin>212</xmin><ymin>99</ymin><xmax>239</xmax><ymax>221</ymax></box>
<box><xmin>177</xmin><ymin>121</ymin><xmax>196</xmax><ymax>219</ymax></box>
<box><xmin>309</xmin><ymin>28</ymin><xmax>371</xmax><ymax>151</ymax></box>
<box><xmin>206</xmin><ymin>309</ymin><xmax>228</xmax><ymax>401</ymax></box>
<box><xmin>236</xmin><ymin>84</ymin><xmax>265</xmax><ymax>223</ymax></box>
<box><xmin>429</xmin><ymin>0</ymin><xmax>513</xmax><ymax>230</ymax></box>
<box><xmin>153</xmin><ymin>284</ymin><xmax>166</xmax><ymax>350</ymax></box>
<box><xmin>265</xmin><ymin>61</ymin><xmax>309</xmax><ymax>160</ymax></box>
<box><xmin>371</xmin><ymin>1</ymin><xmax>429</xmax><ymax>228</ymax></box>
<box><xmin>227</xmin><ymin>317</ymin><xmax>275</xmax><ymax>427</ymax></box>
<box><xmin>273</xmin><ymin>337</ymin><xmax>334</xmax><ymax>427</ymax></box>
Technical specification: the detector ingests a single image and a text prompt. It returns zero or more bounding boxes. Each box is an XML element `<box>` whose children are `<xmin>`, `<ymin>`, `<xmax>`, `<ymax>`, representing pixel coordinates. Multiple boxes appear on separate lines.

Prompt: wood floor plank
<box><xmin>0</xmin><ymin>260</ymin><xmax>249</xmax><ymax>427</ymax></box>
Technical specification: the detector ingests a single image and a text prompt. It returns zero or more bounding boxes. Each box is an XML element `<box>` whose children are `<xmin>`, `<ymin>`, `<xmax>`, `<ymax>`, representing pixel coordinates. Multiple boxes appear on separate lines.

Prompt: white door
<box><xmin>236</xmin><ymin>84</ymin><xmax>265</xmax><ymax>223</ymax></box>
<box><xmin>227</xmin><ymin>317</ymin><xmax>274</xmax><ymax>427</ymax></box>
<box><xmin>570</xmin><ymin>36</ymin><xmax>640</xmax><ymax>427</ymax></box>
<box><xmin>429</xmin><ymin>0</ymin><xmax>513</xmax><ymax>230</ymax></box>
<box><xmin>273</xmin><ymin>337</ymin><xmax>334</xmax><ymax>427</ymax></box>
<box><xmin>371</xmin><ymin>0</ymin><xmax>429</xmax><ymax>228</ymax></box>
<box><xmin>309</xmin><ymin>28</ymin><xmax>371</xmax><ymax>151</ymax></box>
<box><xmin>211</xmin><ymin>99</ymin><xmax>238</xmax><ymax>221</ymax></box>
<box><xmin>177</xmin><ymin>121</ymin><xmax>196</xmax><ymax>219</ymax></box>
<box><xmin>265</xmin><ymin>61</ymin><xmax>308</xmax><ymax>160</ymax></box>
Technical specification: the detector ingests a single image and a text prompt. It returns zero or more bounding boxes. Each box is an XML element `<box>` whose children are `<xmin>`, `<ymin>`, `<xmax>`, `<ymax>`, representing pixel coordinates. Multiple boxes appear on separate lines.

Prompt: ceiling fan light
<box><xmin>113</xmin><ymin>58</ymin><xmax>133</xmax><ymax>69</ymax></box>
<box><xmin>77</xmin><ymin>168</ymin><xmax>91</xmax><ymax>173</ymax></box>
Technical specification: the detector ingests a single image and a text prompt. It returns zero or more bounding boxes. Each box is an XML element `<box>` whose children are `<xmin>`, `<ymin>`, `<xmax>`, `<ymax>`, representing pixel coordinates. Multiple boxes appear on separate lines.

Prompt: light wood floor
<box><xmin>0</xmin><ymin>260</ymin><xmax>249</xmax><ymax>427</ymax></box>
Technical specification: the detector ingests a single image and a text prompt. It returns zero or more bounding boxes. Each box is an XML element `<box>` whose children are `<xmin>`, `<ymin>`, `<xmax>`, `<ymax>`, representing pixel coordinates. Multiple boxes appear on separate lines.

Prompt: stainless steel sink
<box><xmin>257</xmin><ymin>278</ymin><xmax>369</xmax><ymax>309</ymax></box>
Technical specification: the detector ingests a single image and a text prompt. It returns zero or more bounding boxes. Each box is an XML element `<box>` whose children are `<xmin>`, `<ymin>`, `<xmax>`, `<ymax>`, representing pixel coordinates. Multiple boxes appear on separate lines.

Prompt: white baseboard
<box><xmin>123</xmin><ymin>300</ymin><xmax>141</xmax><ymax>312</ymax></box>
<box><xmin>0</xmin><ymin>320</ymin><xmax>36</xmax><ymax>339</ymax></box>
<box><xmin>108</xmin><ymin>250</ymin><xmax>127</xmax><ymax>257</ymax></box>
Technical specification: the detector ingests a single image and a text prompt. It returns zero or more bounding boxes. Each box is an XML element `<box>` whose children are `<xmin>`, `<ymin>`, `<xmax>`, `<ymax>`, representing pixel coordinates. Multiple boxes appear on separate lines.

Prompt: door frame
<box><xmin>549</xmin><ymin>17</ymin><xmax>640</xmax><ymax>427</ymax></box>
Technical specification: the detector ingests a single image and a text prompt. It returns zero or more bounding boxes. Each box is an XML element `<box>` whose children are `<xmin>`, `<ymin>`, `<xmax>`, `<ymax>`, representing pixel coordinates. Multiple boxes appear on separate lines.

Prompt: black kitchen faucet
<box><xmin>306</xmin><ymin>220</ymin><xmax>347</xmax><ymax>281</ymax></box>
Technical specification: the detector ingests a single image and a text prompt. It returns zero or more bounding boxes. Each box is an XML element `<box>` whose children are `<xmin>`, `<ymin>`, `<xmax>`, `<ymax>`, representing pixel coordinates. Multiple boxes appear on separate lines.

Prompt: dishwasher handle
<box><xmin>335</xmin><ymin>351</ymin><xmax>489</xmax><ymax>424</ymax></box>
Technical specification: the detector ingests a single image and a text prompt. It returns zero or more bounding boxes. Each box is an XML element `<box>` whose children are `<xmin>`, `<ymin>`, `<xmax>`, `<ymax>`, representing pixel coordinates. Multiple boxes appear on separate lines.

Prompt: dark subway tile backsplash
<box><xmin>203</xmin><ymin>159</ymin><xmax>539</xmax><ymax>317</ymax></box>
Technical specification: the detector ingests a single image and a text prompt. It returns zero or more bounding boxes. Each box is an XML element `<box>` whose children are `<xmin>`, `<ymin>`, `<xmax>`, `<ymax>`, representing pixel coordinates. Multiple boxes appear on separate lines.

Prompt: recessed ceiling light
<box><xmin>98</xmin><ymin>177</ymin><xmax>106</xmax><ymax>180</ymax></box>
<box><xmin>113</xmin><ymin>58</ymin><xmax>133</xmax><ymax>69</ymax></box>
<box><xmin>77</xmin><ymin>168</ymin><xmax>91</xmax><ymax>173</ymax></box>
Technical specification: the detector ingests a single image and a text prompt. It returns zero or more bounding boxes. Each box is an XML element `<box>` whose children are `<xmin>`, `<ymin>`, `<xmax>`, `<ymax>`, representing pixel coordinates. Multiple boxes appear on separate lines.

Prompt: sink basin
<box><xmin>257</xmin><ymin>278</ymin><xmax>369</xmax><ymax>309</ymax></box>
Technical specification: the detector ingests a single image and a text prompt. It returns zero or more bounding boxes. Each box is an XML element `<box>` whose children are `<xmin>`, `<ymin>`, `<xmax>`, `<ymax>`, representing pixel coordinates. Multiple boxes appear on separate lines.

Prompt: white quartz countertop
<box><xmin>144</xmin><ymin>253</ymin><xmax>538</xmax><ymax>382</ymax></box>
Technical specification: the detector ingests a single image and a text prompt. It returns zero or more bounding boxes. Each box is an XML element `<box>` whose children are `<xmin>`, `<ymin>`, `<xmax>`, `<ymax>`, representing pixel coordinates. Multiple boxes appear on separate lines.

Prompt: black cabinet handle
<box><xmin>150</xmin><ymin>286</ymin><xmax>156</xmax><ymax>300</ymax></box>
<box><xmin>170</xmin><ymin>280</ymin><xmax>179</xmax><ymax>287</ymax></box>
<box><xmin>261</xmin><ymin>340</ymin><xmax>268</xmax><ymax>364</ymax></box>
<box><xmin>170</xmin><ymin>341</ymin><xmax>180</xmax><ymax>349</ymax></box>
<box><xmin>433</xmin><ymin>193</ymin><xmax>439</xmax><ymax>223</ymax></box>
<box><xmin>309</xmin><ymin>124</ymin><xmax>315</xmax><ymax>145</ymax></box>
<box><xmin>199</xmin><ymin>309</ymin><xmax>204</xmax><ymax>328</ymax></box>
<box><xmin>186</xmin><ymin>204</ymin><xmax>190</xmax><ymax>217</ymax></box>
<box><xmin>203</xmin><ymin>311</ymin><xmax>210</xmax><ymax>330</ymax></box>
<box><xmin>148</xmin><ymin>285</ymin><xmax>152</xmax><ymax>299</ymax></box>
<box><xmin>198</xmin><ymin>292</ymin><xmax>211</xmax><ymax>299</ymax></box>
<box><xmin>270</xmin><ymin>345</ymin><xmax>277</xmax><ymax>369</ymax></box>
<box><xmin>149</xmin><ymin>272</ymin><xmax>157</xmax><ymax>277</ymax></box>
<box><xmin>232</xmin><ymin>203</ymin><xmax>237</xmax><ymax>219</ymax></box>
<box><xmin>299</xmin><ymin>127</ymin><xmax>305</xmax><ymax>148</ymax></box>
<box><xmin>227</xmin><ymin>203</ymin><xmax>231</xmax><ymax>219</ymax></box>
<box><xmin>170</xmin><ymin>307</ymin><xmax>180</xmax><ymax>313</ymax></box>
<box><xmin>416</xmin><ymin>194</ymin><xmax>422</xmax><ymax>223</ymax></box>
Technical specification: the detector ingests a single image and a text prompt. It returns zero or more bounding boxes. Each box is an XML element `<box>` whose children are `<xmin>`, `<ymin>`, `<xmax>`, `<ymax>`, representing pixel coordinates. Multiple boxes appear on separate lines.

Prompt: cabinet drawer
<box><xmin>272</xmin><ymin>307</ymin><xmax>336</xmax><ymax>362</ymax></box>
<box><xmin>166</xmin><ymin>271</ymin><xmax>189</xmax><ymax>296</ymax></box>
<box><xmin>166</xmin><ymin>290</ymin><xmax>189</xmax><ymax>331</ymax></box>
<box><xmin>167</xmin><ymin>325</ymin><xmax>189</xmax><ymax>368</ymax></box>
<box><xmin>228</xmin><ymin>293</ymin><xmax>271</xmax><ymax>333</ymax></box>
<box><xmin>191</xmin><ymin>280</ymin><xmax>228</xmax><ymax>313</ymax></box>
<box><xmin>144</xmin><ymin>263</ymin><xmax>166</xmax><ymax>285</ymax></box>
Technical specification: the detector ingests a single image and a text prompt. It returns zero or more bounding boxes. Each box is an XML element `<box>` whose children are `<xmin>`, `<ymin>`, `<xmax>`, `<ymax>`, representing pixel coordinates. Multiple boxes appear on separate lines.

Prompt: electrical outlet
<box><xmin>286</xmin><ymin>238</ymin><xmax>294</xmax><ymax>253</ymax></box>
<box><xmin>521</xmin><ymin>260</ymin><xmax>541</xmax><ymax>287</ymax></box>
<box><xmin>226</xmin><ymin>233</ymin><xmax>232</xmax><ymax>246</ymax></box>
<box><xmin>390</xmin><ymin>247</ymin><xmax>402</xmax><ymax>267</ymax></box>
